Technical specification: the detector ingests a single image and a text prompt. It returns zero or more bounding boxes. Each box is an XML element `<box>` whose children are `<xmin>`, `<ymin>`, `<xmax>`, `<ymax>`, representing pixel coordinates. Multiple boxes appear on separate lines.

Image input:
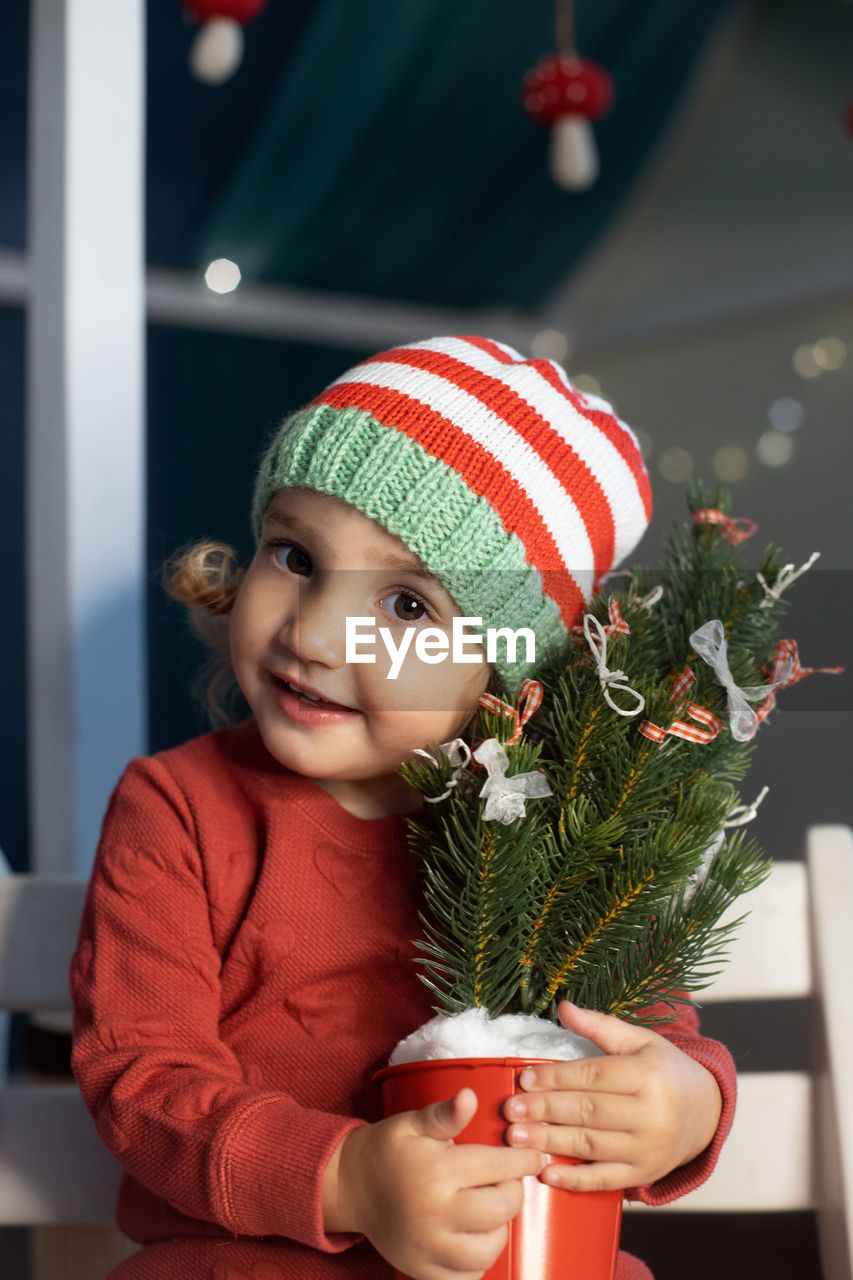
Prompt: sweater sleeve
<box><xmin>70</xmin><ymin>756</ymin><xmax>365</xmax><ymax>1252</ymax></box>
<box><xmin>624</xmin><ymin>1001</ymin><xmax>737</xmax><ymax>1206</ymax></box>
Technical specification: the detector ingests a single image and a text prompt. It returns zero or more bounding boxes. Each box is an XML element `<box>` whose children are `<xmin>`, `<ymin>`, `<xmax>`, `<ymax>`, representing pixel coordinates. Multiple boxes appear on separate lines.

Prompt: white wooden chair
<box><xmin>2</xmin><ymin>827</ymin><xmax>852</xmax><ymax>1280</ymax></box>
<box><xmin>626</xmin><ymin>823</ymin><xmax>853</xmax><ymax>1280</ymax></box>
<box><xmin>0</xmin><ymin>859</ymin><xmax>136</xmax><ymax>1279</ymax></box>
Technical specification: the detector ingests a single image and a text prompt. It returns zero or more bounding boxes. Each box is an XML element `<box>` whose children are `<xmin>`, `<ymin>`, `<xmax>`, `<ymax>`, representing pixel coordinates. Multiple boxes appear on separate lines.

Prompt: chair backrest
<box><xmin>0</xmin><ymin>872</ymin><xmax>87</xmax><ymax>1012</ymax></box>
<box><xmin>0</xmin><ymin>862</ymin><xmax>123</xmax><ymax>1225</ymax></box>
<box><xmin>1</xmin><ymin>830</ymin><xmax>851</xmax><ymax>1276</ymax></box>
<box><xmin>627</xmin><ymin>825</ymin><xmax>853</xmax><ymax>1280</ymax></box>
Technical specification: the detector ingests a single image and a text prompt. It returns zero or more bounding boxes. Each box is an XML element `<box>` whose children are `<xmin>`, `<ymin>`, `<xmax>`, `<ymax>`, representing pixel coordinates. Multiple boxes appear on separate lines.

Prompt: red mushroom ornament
<box><xmin>183</xmin><ymin>0</ymin><xmax>267</xmax><ymax>85</ymax></box>
<box><xmin>523</xmin><ymin>53</ymin><xmax>613</xmax><ymax>190</ymax></box>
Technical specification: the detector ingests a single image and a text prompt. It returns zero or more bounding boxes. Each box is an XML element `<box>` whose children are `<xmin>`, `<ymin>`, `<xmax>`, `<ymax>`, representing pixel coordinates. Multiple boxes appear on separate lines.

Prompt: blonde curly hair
<box><xmin>164</xmin><ymin>540</ymin><xmax>244</xmax><ymax>726</ymax></box>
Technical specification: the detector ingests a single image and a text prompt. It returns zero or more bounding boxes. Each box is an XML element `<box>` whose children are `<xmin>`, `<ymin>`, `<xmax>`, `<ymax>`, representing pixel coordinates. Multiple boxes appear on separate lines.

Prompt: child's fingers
<box><xmin>409</xmin><ymin>1089</ymin><xmax>546</xmax><ymax>1180</ymax></box>
<box><xmin>430</xmin><ymin>1224</ymin><xmax>509</xmax><ymax>1280</ymax></box>
<box><xmin>399</xmin><ymin>1180</ymin><xmax>522</xmax><ymax>1280</ymax></box>
<box><xmin>450</xmin><ymin>1142</ymin><xmax>546</xmax><ymax>1187</ymax></box>
<box><xmin>508</xmin><ymin>1119</ymin><xmax>634</xmax><ymax>1165</ymax></box>
<box><xmin>410</xmin><ymin>1087</ymin><xmax>478</xmax><ymax>1142</ymax></box>
<box><xmin>513</xmin><ymin>1053</ymin><xmax>642</xmax><ymax>1099</ymax></box>
<box><xmin>556</xmin><ymin>1001</ymin><xmax>658</xmax><ymax>1056</ymax></box>
<box><xmin>448</xmin><ymin>1179</ymin><xmax>525</xmax><ymax>1233</ymax></box>
<box><xmin>539</xmin><ymin>1157</ymin><xmax>637</xmax><ymax>1194</ymax></box>
<box><xmin>505</xmin><ymin>1086</ymin><xmax>637</xmax><ymax>1133</ymax></box>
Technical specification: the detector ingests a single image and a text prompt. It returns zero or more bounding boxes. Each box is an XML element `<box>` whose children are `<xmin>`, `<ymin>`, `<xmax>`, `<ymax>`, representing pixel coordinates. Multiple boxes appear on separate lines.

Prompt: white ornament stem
<box><xmin>757</xmin><ymin>552</ymin><xmax>820</xmax><ymax>608</ymax></box>
<box><xmin>550</xmin><ymin>115</ymin><xmax>599</xmax><ymax>190</ymax></box>
<box><xmin>413</xmin><ymin>738</ymin><xmax>471</xmax><ymax>804</ymax></box>
<box><xmin>189</xmin><ymin>17</ymin><xmax>245</xmax><ymax>86</ymax></box>
<box><xmin>583</xmin><ymin>614</ymin><xmax>645</xmax><ymax>717</ymax></box>
<box><xmin>724</xmin><ymin>785</ymin><xmax>770</xmax><ymax>828</ymax></box>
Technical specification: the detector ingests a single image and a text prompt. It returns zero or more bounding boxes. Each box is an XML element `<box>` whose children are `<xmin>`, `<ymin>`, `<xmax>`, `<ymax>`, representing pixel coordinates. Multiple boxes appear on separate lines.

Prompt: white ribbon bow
<box><xmin>472</xmin><ymin>738</ymin><xmax>552</xmax><ymax>825</ymax></box>
<box><xmin>583</xmin><ymin>615</ymin><xmax>645</xmax><ymax>717</ymax></box>
<box><xmin>689</xmin><ymin>620</ymin><xmax>795</xmax><ymax>742</ymax></box>
<box><xmin>413</xmin><ymin>738</ymin><xmax>472</xmax><ymax>803</ymax></box>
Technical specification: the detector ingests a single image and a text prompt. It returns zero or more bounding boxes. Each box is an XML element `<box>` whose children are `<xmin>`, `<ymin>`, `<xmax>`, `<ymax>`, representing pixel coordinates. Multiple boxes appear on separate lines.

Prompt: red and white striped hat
<box><xmin>253</xmin><ymin>335</ymin><xmax>651</xmax><ymax>690</ymax></box>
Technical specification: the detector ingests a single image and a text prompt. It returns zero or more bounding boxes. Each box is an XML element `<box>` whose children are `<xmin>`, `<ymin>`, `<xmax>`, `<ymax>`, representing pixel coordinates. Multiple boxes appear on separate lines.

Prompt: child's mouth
<box><xmin>271</xmin><ymin>675</ymin><xmax>357</xmax><ymax>717</ymax></box>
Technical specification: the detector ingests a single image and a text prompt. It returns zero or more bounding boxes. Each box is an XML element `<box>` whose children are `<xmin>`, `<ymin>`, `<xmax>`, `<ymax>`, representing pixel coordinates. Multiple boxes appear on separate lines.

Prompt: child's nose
<box><xmin>279</xmin><ymin>580</ymin><xmax>350</xmax><ymax>668</ymax></box>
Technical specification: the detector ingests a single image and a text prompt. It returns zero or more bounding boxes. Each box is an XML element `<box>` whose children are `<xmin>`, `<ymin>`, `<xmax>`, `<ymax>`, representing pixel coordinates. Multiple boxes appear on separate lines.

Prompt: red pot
<box><xmin>376</xmin><ymin>1057</ymin><xmax>622</xmax><ymax>1280</ymax></box>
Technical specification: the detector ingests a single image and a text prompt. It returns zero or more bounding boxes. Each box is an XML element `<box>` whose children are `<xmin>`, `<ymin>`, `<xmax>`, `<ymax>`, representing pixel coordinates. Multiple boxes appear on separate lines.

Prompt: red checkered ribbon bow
<box><xmin>693</xmin><ymin>508</ymin><xmax>758</xmax><ymax>546</ymax></box>
<box><xmin>572</xmin><ymin>598</ymin><xmax>631</xmax><ymax>638</ymax></box>
<box><xmin>755</xmin><ymin>639</ymin><xmax>844</xmax><ymax>723</ymax></box>
<box><xmin>604</xmin><ymin>599</ymin><xmax>631</xmax><ymax>636</ymax></box>
<box><xmin>639</xmin><ymin>702</ymin><xmax>722</xmax><ymax>747</ymax></box>
<box><xmin>478</xmin><ymin>678</ymin><xmax>544</xmax><ymax>746</ymax></box>
<box><xmin>668</xmin><ymin>665</ymin><xmax>696</xmax><ymax>705</ymax></box>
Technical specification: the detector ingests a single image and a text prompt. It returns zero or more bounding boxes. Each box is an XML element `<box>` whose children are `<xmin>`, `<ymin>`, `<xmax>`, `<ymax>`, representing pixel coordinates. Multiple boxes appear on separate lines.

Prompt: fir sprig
<box><xmin>402</xmin><ymin>485</ymin><xmax>820</xmax><ymax>1026</ymax></box>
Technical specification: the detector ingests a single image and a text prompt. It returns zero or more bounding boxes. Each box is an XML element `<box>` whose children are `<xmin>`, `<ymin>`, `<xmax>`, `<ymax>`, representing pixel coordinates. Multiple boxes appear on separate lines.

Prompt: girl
<box><xmin>71</xmin><ymin>335</ymin><xmax>735</xmax><ymax>1280</ymax></box>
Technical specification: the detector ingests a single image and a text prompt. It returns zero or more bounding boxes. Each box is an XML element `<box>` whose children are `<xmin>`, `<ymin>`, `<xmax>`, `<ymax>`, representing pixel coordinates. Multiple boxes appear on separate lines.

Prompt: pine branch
<box><xmin>401</xmin><ymin>482</ymin><xmax>826</xmax><ymax>1025</ymax></box>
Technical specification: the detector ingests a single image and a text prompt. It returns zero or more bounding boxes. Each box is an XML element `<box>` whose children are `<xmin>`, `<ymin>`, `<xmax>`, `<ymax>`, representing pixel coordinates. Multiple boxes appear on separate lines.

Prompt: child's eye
<box><xmin>381</xmin><ymin>589</ymin><xmax>431</xmax><ymax>624</ymax></box>
<box><xmin>271</xmin><ymin>541</ymin><xmax>312</xmax><ymax>577</ymax></box>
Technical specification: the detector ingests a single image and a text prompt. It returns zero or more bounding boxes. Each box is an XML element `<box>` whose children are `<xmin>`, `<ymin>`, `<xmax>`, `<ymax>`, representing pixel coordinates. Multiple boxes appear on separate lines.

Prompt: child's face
<box><xmin>230</xmin><ymin>488</ymin><xmax>491</xmax><ymax>817</ymax></box>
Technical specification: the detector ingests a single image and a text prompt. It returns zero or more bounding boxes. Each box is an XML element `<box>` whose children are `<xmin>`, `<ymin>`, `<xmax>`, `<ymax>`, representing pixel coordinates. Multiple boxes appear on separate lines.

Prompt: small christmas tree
<box><xmin>400</xmin><ymin>482</ymin><xmax>840</xmax><ymax>1029</ymax></box>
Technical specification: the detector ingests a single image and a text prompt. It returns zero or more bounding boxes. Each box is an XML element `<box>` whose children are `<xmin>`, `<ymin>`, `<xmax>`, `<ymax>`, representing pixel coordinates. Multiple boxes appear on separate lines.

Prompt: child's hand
<box><xmin>324</xmin><ymin>1088</ymin><xmax>546</xmax><ymax>1280</ymax></box>
<box><xmin>503</xmin><ymin>1001</ymin><xmax>722</xmax><ymax>1193</ymax></box>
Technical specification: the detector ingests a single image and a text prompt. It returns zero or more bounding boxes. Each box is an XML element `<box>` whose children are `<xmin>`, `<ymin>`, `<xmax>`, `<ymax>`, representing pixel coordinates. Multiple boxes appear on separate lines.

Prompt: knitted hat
<box><xmin>252</xmin><ymin>335</ymin><xmax>651</xmax><ymax>693</ymax></box>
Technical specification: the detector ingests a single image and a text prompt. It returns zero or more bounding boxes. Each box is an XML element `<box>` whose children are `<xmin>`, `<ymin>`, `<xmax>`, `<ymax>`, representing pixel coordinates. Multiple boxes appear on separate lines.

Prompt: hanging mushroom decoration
<box><xmin>522</xmin><ymin>0</ymin><xmax>613</xmax><ymax>190</ymax></box>
<box><xmin>184</xmin><ymin>0</ymin><xmax>267</xmax><ymax>85</ymax></box>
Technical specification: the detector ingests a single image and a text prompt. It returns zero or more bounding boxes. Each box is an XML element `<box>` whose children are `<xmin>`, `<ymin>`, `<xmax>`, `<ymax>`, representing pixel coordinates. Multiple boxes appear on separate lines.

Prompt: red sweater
<box><xmin>71</xmin><ymin>721</ymin><xmax>736</xmax><ymax>1279</ymax></box>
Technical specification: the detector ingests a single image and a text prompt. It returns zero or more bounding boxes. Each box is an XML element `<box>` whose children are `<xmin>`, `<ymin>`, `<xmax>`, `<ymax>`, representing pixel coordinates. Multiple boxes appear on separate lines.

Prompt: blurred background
<box><xmin>1</xmin><ymin>1</ymin><xmax>851</xmax><ymax>1274</ymax></box>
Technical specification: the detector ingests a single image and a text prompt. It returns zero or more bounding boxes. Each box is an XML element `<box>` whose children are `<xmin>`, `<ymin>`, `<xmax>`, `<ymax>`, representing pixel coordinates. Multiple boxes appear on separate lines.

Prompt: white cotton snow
<box><xmin>389</xmin><ymin>1007</ymin><xmax>603</xmax><ymax>1066</ymax></box>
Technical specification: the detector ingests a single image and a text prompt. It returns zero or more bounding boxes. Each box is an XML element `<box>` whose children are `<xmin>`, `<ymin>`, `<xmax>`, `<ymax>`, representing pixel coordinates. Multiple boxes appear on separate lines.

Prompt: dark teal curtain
<box><xmin>2</xmin><ymin>0</ymin><xmax>736</xmax><ymax>864</ymax></box>
<box><xmin>148</xmin><ymin>1</ymin><xmax>733</xmax><ymax>749</ymax></box>
<box><xmin>192</xmin><ymin>0</ymin><xmax>734</xmax><ymax>306</ymax></box>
